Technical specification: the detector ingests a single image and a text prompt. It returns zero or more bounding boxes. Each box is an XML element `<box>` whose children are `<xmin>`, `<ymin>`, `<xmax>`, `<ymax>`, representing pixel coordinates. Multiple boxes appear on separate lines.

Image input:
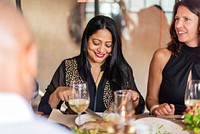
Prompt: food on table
<box><xmin>73</xmin><ymin>119</ymin><xmax>136</xmax><ymax>134</ymax></box>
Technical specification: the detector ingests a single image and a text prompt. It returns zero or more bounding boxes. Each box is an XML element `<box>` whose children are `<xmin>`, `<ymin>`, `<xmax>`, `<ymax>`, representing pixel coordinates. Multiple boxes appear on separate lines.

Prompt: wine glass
<box><xmin>68</xmin><ymin>81</ymin><xmax>90</xmax><ymax>125</ymax></box>
<box><xmin>184</xmin><ymin>80</ymin><xmax>200</xmax><ymax>108</ymax></box>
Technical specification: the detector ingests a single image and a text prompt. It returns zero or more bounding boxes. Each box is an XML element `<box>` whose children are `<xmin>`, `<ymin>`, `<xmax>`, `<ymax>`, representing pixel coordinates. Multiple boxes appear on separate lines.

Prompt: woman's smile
<box><xmin>94</xmin><ymin>52</ymin><xmax>105</xmax><ymax>58</ymax></box>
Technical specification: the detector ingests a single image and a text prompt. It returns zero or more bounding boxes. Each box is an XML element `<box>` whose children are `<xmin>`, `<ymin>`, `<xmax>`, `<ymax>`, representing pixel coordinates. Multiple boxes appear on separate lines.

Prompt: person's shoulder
<box><xmin>32</xmin><ymin>117</ymin><xmax>73</xmax><ymax>134</ymax></box>
<box><xmin>37</xmin><ymin>122</ymin><xmax>72</xmax><ymax>134</ymax></box>
<box><xmin>64</xmin><ymin>55</ymin><xmax>79</xmax><ymax>62</ymax></box>
<box><xmin>0</xmin><ymin>119</ymin><xmax>73</xmax><ymax>134</ymax></box>
<box><xmin>64</xmin><ymin>55</ymin><xmax>80</xmax><ymax>66</ymax></box>
<box><xmin>153</xmin><ymin>47</ymin><xmax>171</xmax><ymax>60</ymax></box>
<box><xmin>151</xmin><ymin>48</ymin><xmax>171</xmax><ymax>69</ymax></box>
<box><xmin>59</xmin><ymin>55</ymin><xmax>79</xmax><ymax>66</ymax></box>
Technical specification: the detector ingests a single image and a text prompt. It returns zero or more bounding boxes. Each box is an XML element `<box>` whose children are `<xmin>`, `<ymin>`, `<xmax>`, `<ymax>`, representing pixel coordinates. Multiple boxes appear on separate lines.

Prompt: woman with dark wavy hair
<box><xmin>39</xmin><ymin>15</ymin><xmax>145</xmax><ymax>115</ymax></box>
<box><xmin>146</xmin><ymin>0</ymin><xmax>200</xmax><ymax>115</ymax></box>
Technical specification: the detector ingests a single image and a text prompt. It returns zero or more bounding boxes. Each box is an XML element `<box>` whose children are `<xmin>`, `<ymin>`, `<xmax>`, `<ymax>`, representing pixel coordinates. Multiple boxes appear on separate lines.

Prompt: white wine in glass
<box><xmin>184</xmin><ymin>80</ymin><xmax>200</xmax><ymax>108</ymax></box>
<box><xmin>68</xmin><ymin>81</ymin><xmax>90</xmax><ymax>125</ymax></box>
<box><xmin>68</xmin><ymin>99</ymin><xmax>89</xmax><ymax>113</ymax></box>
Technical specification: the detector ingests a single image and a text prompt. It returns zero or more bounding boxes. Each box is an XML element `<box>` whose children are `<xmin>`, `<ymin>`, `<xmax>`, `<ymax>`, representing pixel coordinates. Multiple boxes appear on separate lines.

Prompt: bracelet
<box><xmin>150</xmin><ymin>105</ymin><xmax>159</xmax><ymax>114</ymax></box>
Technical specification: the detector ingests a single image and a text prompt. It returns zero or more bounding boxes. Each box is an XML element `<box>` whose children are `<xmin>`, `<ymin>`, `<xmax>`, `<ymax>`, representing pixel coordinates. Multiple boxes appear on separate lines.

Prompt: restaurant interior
<box><xmin>5</xmin><ymin>0</ymin><xmax>178</xmax><ymax>113</ymax></box>
<box><xmin>3</xmin><ymin>0</ymin><xmax>200</xmax><ymax>133</ymax></box>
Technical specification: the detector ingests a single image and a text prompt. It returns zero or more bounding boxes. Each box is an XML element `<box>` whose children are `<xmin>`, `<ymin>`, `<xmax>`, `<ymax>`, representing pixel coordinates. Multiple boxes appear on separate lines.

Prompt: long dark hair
<box><xmin>167</xmin><ymin>0</ymin><xmax>200</xmax><ymax>56</ymax></box>
<box><xmin>79</xmin><ymin>15</ymin><xmax>132</xmax><ymax>89</ymax></box>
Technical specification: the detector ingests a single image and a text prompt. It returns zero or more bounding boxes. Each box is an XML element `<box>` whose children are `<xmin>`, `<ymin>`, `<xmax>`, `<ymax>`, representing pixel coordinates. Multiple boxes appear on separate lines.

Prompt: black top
<box><xmin>38</xmin><ymin>55</ymin><xmax>145</xmax><ymax>115</ymax></box>
<box><xmin>159</xmin><ymin>43</ymin><xmax>200</xmax><ymax>114</ymax></box>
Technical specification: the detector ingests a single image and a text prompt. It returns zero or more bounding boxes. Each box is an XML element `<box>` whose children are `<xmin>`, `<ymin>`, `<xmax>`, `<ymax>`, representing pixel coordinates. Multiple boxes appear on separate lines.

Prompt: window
<box><xmin>84</xmin><ymin>0</ymin><xmax>176</xmax><ymax>24</ymax></box>
<box><xmin>72</xmin><ymin>0</ymin><xmax>177</xmax><ymax>44</ymax></box>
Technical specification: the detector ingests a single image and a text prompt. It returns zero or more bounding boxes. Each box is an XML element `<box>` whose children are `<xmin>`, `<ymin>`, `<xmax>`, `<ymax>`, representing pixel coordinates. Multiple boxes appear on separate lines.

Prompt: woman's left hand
<box><xmin>128</xmin><ymin>90</ymin><xmax>140</xmax><ymax>107</ymax></box>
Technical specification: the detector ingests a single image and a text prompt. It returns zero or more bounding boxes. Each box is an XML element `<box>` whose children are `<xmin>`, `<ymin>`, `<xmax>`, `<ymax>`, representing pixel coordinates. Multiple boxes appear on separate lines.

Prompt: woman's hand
<box><xmin>49</xmin><ymin>86</ymin><xmax>70</xmax><ymax>109</ymax></box>
<box><xmin>56</xmin><ymin>86</ymin><xmax>71</xmax><ymax>102</ymax></box>
<box><xmin>153</xmin><ymin>103</ymin><xmax>175</xmax><ymax>116</ymax></box>
<box><xmin>128</xmin><ymin>90</ymin><xmax>140</xmax><ymax>108</ymax></box>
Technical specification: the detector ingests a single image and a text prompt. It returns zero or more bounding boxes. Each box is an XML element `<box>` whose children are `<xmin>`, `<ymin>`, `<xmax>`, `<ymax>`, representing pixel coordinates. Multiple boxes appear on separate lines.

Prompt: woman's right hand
<box><xmin>49</xmin><ymin>86</ymin><xmax>70</xmax><ymax>109</ymax></box>
<box><xmin>56</xmin><ymin>86</ymin><xmax>71</xmax><ymax>102</ymax></box>
<box><xmin>153</xmin><ymin>103</ymin><xmax>175</xmax><ymax>116</ymax></box>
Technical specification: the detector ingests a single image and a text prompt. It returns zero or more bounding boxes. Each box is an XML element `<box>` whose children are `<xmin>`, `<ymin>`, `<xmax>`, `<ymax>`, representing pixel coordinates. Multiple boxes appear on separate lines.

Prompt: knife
<box><xmin>157</xmin><ymin>115</ymin><xmax>184</xmax><ymax>120</ymax></box>
<box><xmin>85</xmin><ymin>108</ymin><xmax>103</xmax><ymax>120</ymax></box>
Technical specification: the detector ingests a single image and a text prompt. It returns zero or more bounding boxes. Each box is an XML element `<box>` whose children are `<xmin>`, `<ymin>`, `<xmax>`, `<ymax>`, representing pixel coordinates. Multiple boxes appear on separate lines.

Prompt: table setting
<box><xmin>48</xmin><ymin>109</ymin><xmax>190</xmax><ymax>134</ymax></box>
<box><xmin>46</xmin><ymin>87</ymin><xmax>195</xmax><ymax>134</ymax></box>
<box><xmin>42</xmin><ymin>80</ymin><xmax>200</xmax><ymax>134</ymax></box>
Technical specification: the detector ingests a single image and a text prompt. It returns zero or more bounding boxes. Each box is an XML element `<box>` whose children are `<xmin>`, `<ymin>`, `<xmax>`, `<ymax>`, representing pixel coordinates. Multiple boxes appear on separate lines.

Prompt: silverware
<box><xmin>157</xmin><ymin>115</ymin><xmax>184</xmax><ymax>120</ymax></box>
<box><xmin>85</xmin><ymin>108</ymin><xmax>103</xmax><ymax>120</ymax></box>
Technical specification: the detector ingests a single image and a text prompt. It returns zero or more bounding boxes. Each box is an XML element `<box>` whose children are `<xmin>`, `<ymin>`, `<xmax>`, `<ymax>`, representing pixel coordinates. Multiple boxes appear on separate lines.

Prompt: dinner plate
<box><xmin>75</xmin><ymin>112</ymin><xmax>103</xmax><ymax>126</ymax></box>
<box><xmin>134</xmin><ymin>117</ymin><xmax>189</xmax><ymax>134</ymax></box>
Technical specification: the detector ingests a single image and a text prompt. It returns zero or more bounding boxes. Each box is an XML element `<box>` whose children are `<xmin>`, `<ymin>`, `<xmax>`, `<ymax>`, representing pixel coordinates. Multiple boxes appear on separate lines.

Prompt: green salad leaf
<box><xmin>183</xmin><ymin>103</ymin><xmax>200</xmax><ymax>133</ymax></box>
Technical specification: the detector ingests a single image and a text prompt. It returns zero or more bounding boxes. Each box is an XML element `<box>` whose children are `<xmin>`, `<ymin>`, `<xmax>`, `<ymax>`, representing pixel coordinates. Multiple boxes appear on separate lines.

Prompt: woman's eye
<box><xmin>94</xmin><ymin>43</ymin><xmax>99</xmax><ymax>46</ymax></box>
<box><xmin>184</xmin><ymin>17</ymin><xmax>191</xmax><ymax>21</ymax></box>
<box><xmin>93</xmin><ymin>41</ymin><xmax>100</xmax><ymax>45</ymax></box>
<box><xmin>106</xmin><ymin>44</ymin><xmax>112</xmax><ymax>48</ymax></box>
<box><xmin>175</xmin><ymin>17</ymin><xmax>179</xmax><ymax>21</ymax></box>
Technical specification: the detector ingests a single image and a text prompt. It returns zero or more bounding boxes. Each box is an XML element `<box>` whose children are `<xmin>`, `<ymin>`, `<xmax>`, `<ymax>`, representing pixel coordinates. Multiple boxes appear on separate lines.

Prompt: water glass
<box><xmin>114</xmin><ymin>89</ymin><xmax>135</xmax><ymax>124</ymax></box>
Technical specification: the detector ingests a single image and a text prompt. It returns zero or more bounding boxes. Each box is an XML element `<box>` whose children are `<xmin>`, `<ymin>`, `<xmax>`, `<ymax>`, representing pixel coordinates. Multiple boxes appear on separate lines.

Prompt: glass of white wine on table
<box><xmin>68</xmin><ymin>81</ymin><xmax>90</xmax><ymax>125</ymax></box>
<box><xmin>184</xmin><ymin>80</ymin><xmax>200</xmax><ymax>108</ymax></box>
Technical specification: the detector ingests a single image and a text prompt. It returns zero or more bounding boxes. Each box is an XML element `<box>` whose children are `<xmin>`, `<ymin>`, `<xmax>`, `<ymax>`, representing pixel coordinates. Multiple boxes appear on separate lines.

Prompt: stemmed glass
<box><xmin>68</xmin><ymin>81</ymin><xmax>90</xmax><ymax>125</ymax></box>
<box><xmin>184</xmin><ymin>80</ymin><xmax>200</xmax><ymax>108</ymax></box>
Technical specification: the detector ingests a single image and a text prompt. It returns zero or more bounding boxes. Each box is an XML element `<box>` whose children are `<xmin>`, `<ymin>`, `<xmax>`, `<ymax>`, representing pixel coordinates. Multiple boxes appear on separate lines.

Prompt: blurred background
<box><xmin>2</xmin><ymin>0</ymin><xmax>179</xmax><ymax>112</ymax></box>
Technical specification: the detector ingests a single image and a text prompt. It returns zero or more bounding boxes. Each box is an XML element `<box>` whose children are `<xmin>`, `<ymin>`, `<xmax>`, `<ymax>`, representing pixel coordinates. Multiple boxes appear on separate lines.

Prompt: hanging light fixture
<box><xmin>77</xmin><ymin>0</ymin><xmax>113</xmax><ymax>2</ymax></box>
<box><xmin>77</xmin><ymin>0</ymin><xmax>94</xmax><ymax>2</ymax></box>
<box><xmin>77</xmin><ymin>0</ymin><xmax>87</xmax><ymax>3</ymax></box>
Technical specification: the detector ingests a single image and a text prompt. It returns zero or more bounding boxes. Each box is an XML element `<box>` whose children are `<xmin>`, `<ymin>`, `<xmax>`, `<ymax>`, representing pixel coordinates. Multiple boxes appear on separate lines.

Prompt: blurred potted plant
<box><xmin>184</xmin><ymin>103</ymin><xmax>200</xmax><ymax>133</ymax></box>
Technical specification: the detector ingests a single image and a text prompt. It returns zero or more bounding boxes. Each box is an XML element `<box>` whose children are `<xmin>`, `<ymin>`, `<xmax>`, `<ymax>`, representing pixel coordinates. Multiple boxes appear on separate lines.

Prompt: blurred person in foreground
<box><xmin>38</xmin><ymin>15</ymin><xmax>145</xmax><ymax>115</ymax></box>
<box><xmin>0</xmin><ymin>1</ymin><xmax>72</xmax><ymax>134</ymax></box>
<box><xmin>146</xmin><ymin>0</ymin><xmax>200</xmax><ymax>116</ymax></box>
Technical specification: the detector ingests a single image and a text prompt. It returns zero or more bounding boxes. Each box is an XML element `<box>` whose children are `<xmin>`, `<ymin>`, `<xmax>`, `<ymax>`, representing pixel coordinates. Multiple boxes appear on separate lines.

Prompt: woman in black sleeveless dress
<box><xmin>146</xmin><ymin>0</ymin><xmax>200</xmax><ymax>115</ymax></box>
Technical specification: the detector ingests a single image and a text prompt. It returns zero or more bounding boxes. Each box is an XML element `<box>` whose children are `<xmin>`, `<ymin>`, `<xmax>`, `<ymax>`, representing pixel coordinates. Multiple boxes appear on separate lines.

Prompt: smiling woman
<box><xmin>38</xmin><ymin>15</ymin><xmax>145</xmax><ymax>115</ymax></box>
<box><xmin>146</xmin><ymin>0</ymin><xmax>200</xmax><ymax>116</ymax></box>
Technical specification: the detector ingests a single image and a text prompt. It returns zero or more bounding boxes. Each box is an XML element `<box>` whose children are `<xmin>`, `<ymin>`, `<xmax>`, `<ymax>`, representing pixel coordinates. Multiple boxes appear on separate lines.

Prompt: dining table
<box><xmin>43</xmin><ymin>109</ymin><xmax>192</xmax><ymax>134</ymax></box>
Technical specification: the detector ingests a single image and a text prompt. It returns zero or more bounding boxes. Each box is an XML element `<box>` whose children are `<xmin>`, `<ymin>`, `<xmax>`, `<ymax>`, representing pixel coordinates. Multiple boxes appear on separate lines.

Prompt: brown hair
<box><xmin>167</xmin><ymin>0</ymin><xmax>200</xmax><ymax>56</ymax></box>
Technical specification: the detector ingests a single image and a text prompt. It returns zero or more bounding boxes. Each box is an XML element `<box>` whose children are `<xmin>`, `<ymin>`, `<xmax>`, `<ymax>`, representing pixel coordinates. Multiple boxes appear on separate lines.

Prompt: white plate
<box><xmin>75</xmin><ymin>112</ymin><xmax>103</xmax><ymax>126</ymax></box>
<box><xmin>134</xmin><ymin>117</ymin><xmax>189</xmax><ymax>134</ymax></box>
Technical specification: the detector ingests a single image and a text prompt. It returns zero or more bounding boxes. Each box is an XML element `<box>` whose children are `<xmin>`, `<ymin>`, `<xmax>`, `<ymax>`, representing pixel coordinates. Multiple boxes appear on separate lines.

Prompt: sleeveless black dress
<box><xmin>159</xmin><ymin>43</ymin><xmax>200</xmax><ymax>115</ymax></box>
